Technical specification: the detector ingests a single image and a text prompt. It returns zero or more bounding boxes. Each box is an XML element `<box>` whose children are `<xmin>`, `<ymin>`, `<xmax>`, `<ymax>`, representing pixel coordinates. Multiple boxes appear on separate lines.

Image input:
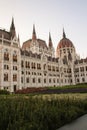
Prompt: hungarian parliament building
<box><xmin>0</xmin><ymin>18</ymin><xmax>87</xmax><ymax>92</ymax></box>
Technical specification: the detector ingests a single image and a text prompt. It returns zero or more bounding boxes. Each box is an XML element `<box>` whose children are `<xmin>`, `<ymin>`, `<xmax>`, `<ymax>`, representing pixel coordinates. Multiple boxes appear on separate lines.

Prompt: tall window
<box><xmin>31</xmin><ymin>62</ymin><xmax>36</xmax><ymax>69</ymax></box>
<box><xmin>4</xmin><ymin>65</ymin><xmax>9</xmax><ymax>70</ymax></box>
<box><xmin>44</xmin><ymin>79</ymin><xmax>46</xmax><ymax>83</ymax></box>
<box><xmin>13</xmin><ymin>51</ymin><xmax>17</xmax><ymax>62</ymax></box>
<box><xmin>21</xmin><ymin>77</ymin><xmax>23</xmax><ymax>83</ymax></box>
<box><xmin>26</xmin><ymin>77</ymin><xmax>29</xmax><ymax>83</ymax></box>
<box><xmin>4</xmin><ymin>49</ymin><xmax>9</xmax><ymax>61</ymax></box>
<box><xmin>37</xmin><ymin>63</ymin><xmax>41</xmax><ymax>69</ymax></box>
<box><xmin>4</xmin><ymin>73</ymin><xmax>8</xmax><ymax>81</ymax></box>
<box><xmin>82</xmin><ymin>78</ymin><xmax>85</xmax><ymax>82</ymax></box>
<box><xmin>28</xmin><ymin>62</ymin><xmax>30</xmax><ymax>68</ymax></box>
<box><xmin>38</xmin><ymin>78</ymin><xmax>41</xmax><ymax>83</ymax></box>
<box><xmin>21</xmin><ymin>60</ymin><xmax>24</xmax><ymax>68</ymax></box>
<box><xmin>13</xmin><ymin>66</ymin><xmax>17</xmax><ymax>70</ymax></box>
<box><xmin>57</xmin><ymin>79</ymin><xmax>59</xmax><ymax>83</ymax></box>
<box><xmin>56</xmin><ymin>67</ymin><xmax>59</xmax><ymax>72</ymax></box>
<box><xmin>43</xmin><ymin>64</ymin><xmax>46</xmax><ymax>70</ymax></box>
<box><xmin>75</xmin><ymin>68</ymin><xmax>79</xmax><ymax>72</ymax></box>
<box><xmin>80</xmin><ymin>67</ymin><xmax>84</xmax><ymax>72</ymax></box>
<box><xmin>13</xmin><ymin>74</ymin><xmax>17</xmax><ymax>81</ymax></box>
<box><xmin>32</xmin><ymin>78</ymin><xmax>35</xmax><ymax>83</ymax></box>
<box><xmin>52</xmin><ymin>66</ymin><xmax>55</xmax><ymax>71</ymax></box>
<box><xmin>49</xmin><ymin>79</ymin><xmax>51</xmax><ymax>83</ymax></box>
<box><xmin>25</xmin><ymin>61</ymin><xmax>28</xmax><ymax>68</ymax></box>
<box><xmin>48</xmin><ymin>65</ymin><xmax>51</xmax><ymax>71</ymax></box>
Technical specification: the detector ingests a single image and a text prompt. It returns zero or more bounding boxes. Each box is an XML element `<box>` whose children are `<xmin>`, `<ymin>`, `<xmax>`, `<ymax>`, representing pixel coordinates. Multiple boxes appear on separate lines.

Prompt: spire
<box><xmin>18</xmin><ymin>34</ymin><xmax>20</xmax><ymax>42</ymax></box>
<box><xmin>48</xmin><ymin>32</ymin><xmax>53</xmax><ymax>48</ymax></box>
<box><xmin>10</xmin><ymin>17</ymin><xmax>16</xmax><ymax>38</ymax></box>
<box><xmin>11</xmin><ymin>17</ymin><xmax>15</xmax><ymax>30</ymax></box>
<box><xmin>63</xmin><ymin>28</ymin><xmax>66</xmax><ymax>38</ymax></box>
<box><xmin>18</xmin><ymin>34</ymin><xmax>20</xmax><ymax>48</ymax></box>
<box><xmin>32</xmin><ymin>24</ymin><xmax>37</xmax><ymax>40</ymax></box>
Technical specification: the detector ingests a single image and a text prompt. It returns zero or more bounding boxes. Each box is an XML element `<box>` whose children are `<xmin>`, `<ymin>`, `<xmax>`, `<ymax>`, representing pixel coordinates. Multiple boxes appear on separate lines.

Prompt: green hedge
<box><xmin>0</xmin><ymin>90</ymin><xmax>10</xmax><ymax>95</ymax></box>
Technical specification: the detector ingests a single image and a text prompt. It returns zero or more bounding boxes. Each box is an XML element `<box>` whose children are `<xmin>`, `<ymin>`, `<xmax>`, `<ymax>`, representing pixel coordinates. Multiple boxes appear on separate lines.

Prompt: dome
<box><xmin>56</xmin><ymin>29</ymin><xmax>75</xmax><ymax>57</ymax></box>
<box><xmin>57</xmin><ymin>38</ymin><xmax>74</xmax><ymax>49</ymax></box>
<box><xmin>57</xmin><ymin>30</ymin><xmax>74</xmax><ymax>49</ymax></box>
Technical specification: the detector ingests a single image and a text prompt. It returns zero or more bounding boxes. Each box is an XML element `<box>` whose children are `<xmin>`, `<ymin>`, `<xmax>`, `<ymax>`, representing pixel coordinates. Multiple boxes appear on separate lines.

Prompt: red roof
<box><xmin>57</xmin><ymin>37</ymin><xmax>74</xmax><ymax>49</ymax></box>
<box><xmin>22</xmin><ymin>39</ymin><xmax>48</xmax><ymax>49</ymax></box>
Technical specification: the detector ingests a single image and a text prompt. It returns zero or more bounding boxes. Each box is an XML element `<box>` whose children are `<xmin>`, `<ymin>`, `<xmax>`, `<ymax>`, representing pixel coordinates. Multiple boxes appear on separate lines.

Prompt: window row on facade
<box><xmin>4</xmin><ymin>65</ymin><xmax>17</xmax><ymax>70</ymax></box>
<box><xmin>76</xmin><ymin>78</ymin><xmax>86</xmax><ymax>83</ymax></box>
<box><xmin>4</xmin><ymin>73</ymin><xmax>17</xmax><ymax>81</ymax></box>
<box><xmin>4</xmin><ymin>52</ymin><xmax>17</xmax><ymax>62</ymax></box>
<box><xmin>21</xmin><ymin>60</ymin><xmax>59</xmax><ymax>72</ymax></box>
<box><xmin>21</xmin><ymin>77</ymin><xmax>78</xmax><ymax>84</ymax></box>
<box><xmin>21</xmin><ymin>77</ymin><xmax>60</xmax><ymax>84</ymax></box>
<box><xmin>75</xmin><ymin>66</ymin><xmax>87</xmax><ymax>72</ymax></box>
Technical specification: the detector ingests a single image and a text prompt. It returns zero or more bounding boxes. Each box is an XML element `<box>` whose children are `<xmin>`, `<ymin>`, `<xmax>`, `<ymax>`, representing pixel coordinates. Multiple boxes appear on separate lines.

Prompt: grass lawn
<box><xmin>47</xmin><ymin>83</ymin><xmax>87</xmax><ymax>90</ymax></box>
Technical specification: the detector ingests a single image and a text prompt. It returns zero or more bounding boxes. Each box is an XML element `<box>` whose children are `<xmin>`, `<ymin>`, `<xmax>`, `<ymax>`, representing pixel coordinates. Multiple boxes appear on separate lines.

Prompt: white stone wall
<box><xmin>0</xmin><ymin>36</ymin><xmax>21</xmax><ymax>92</ymax></box>
<box><xmin>1</xmin><ymin>34</ymin><xmax>87</xmax><ymax>92</ymax></box>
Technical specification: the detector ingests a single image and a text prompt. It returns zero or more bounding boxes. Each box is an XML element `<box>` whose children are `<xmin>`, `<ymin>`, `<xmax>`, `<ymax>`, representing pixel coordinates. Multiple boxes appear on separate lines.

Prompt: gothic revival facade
<box><xmin>0</xmin><ymin>18</ymin><xmax>87</xmax><ymax>92</ymax></box>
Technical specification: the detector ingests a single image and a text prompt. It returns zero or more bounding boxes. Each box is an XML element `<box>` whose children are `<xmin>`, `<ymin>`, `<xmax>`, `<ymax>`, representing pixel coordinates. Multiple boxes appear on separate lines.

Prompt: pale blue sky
<box><xmin>0</xmin><ymin>0</ymin><xmax>87</xmax><ymax>57</ymax></box>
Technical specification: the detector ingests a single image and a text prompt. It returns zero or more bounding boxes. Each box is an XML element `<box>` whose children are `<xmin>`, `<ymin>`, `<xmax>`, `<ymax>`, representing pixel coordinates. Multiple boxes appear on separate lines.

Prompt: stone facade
<box><xmin>0</xmin><ymin>19</ymin><xmax>87</xmax><ymax>92</ymax></box>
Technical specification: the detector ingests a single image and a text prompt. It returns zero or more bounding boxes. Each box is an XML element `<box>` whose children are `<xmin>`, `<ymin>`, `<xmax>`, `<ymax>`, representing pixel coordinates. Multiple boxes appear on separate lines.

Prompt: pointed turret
<box><xmin>10</xmin><ymin>17</ymin><xmax>16</xmax><ymax>39</ymax></box>
<box><xmin>32</xmin><ymin>24</ymin><xmax>37</xmax><ymax>41</ymax></box>
<box><xmin>48</xmin><ymin>32</ymin><xmax>53</xmax><ymax>48</ymax></box>
<box><xmin>63</xmin><ymin>28</ymin><xmax>66</xmax><ymax>38</ymax></box>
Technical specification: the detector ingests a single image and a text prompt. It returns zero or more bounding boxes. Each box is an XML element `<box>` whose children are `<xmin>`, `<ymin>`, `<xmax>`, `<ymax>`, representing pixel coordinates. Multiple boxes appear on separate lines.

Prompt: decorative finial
<box><xmin>18</xmin><ymin>34</ymin><xmax>20</xmax><ymax>42</ymax></box>
<box><xmin>49</xmin><ymin>32</ymin><xmax>52</xmax><ymax>42</ymax></box>
<box><xmin>32</xmin><ymin>24</ymin><xmax>37</xmax><ymax>40</ymax></box>
<box><xmin>63</xmin><ymin>28</ymin><xmax>66</xmax><ymax>38</ymax></box>
<box><xmin>49</xmin><ymin>32</ymin><xmax>53</xmax><ymax>48</ymax></box>
<box><xmin>10</xmin><ymin>17</ymin><xmax>16</xmax><ymax>38</ymax></box>
<box><xmin>11</xmin><ymin>17</ymin><xmax>15</xmax><ymax>30</ymax></box>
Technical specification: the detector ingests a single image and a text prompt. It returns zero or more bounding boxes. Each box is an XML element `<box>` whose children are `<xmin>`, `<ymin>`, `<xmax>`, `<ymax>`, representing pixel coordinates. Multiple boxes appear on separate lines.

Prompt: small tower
<box><xmin>10</xmin><ymin>17</ymin><xmax>16</xmax><ymax>39</ymax></box>
<box><xmin>48</xmin><ymin>32</ymin><xmax>53</xmax><ymax>48</ymax></box>
<box><xmin>32</xmin><ymin>24</ymin><xmax>37</xmax><ymax>41</ymax></box>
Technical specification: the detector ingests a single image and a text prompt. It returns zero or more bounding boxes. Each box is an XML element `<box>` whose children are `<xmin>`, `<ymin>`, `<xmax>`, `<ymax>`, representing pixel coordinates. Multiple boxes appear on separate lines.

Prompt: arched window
<box><xmin>4</xmin><ymin>49</ymin><xmax>9</xmax><ymax>61</ymax></box>
<box><xmin>32</xmin><ymin>78</ymin><xmax>35</xmax><ymax>83</ymax></box>
<box><xmin>13</xmin><ymin>51</ymin><xmax>17</xmax><ymax>62</ymax></box>
<box><xmin>82</xmin><ymin>78</ymin><xmax>85</xmax><ymax>82</ymax></box>
<box><xmin>77</xmin><ymin>79</ymin><xmax>79</xmax><ymax>83</ymax></box>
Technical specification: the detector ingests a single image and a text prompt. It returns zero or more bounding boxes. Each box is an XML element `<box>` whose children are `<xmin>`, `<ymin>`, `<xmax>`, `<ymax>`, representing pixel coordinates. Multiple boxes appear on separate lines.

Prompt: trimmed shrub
<box><xmin>0</xmin><ymin>90</ymin><xmax>10</xmax><ymax>95</ymax></box>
